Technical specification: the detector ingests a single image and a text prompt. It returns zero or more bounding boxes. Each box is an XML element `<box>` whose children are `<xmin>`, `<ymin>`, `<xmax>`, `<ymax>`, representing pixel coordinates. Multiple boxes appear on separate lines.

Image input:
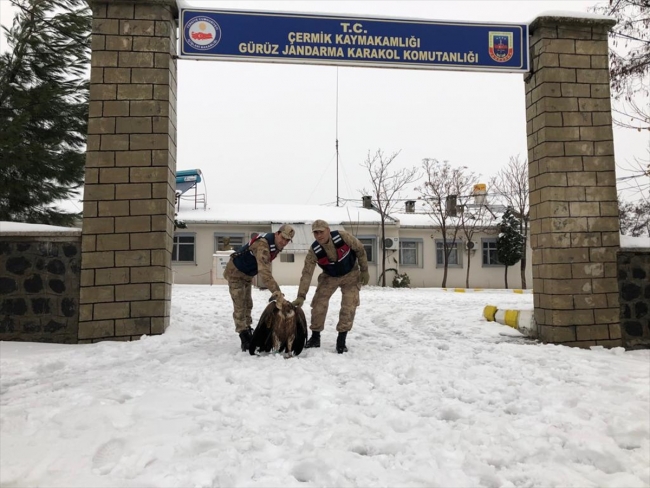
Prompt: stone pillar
<box><xmin>79</xmin><ymin>0</ymin><xmax>178</xmax><ymax>342</ymax></box>
<box><xmin>526</xmin><ymin>16</ymin><xmax>622</xmax><ymax>347</ymax></box>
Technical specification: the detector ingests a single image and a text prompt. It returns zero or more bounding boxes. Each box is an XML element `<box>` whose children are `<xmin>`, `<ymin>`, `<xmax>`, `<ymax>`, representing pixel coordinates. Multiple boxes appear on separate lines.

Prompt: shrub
<box><xmin>392</xmin><ymin>272</ymin><xmax>411</xmax><ymax>288</ymax></box>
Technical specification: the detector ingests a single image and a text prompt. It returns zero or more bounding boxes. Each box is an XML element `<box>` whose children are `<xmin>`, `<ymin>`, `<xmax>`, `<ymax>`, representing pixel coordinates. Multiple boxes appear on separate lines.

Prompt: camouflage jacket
<box><xmin>296</xmin><ymin>230</ymin><xmax>368</xmax><ymax>299</ymax></box>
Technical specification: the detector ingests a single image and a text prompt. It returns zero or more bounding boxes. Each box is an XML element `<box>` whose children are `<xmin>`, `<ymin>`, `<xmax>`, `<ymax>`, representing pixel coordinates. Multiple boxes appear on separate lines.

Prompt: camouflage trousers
<box><xmin>223</xmin><ymin>261</ymin><xmax>253</xmax><ymax>334</ymax></box>
<box><xmin>310</xmin><ymin>268</ymin><xmax>361</xmax><ymax>333</ymax></box>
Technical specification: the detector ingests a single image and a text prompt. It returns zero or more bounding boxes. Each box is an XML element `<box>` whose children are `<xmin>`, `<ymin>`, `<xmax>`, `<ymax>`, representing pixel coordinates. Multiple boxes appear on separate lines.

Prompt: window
<box><xmin>173</xmin><ymin>234</ymin><xmax>195</xmax><ymax>262</ymax></box>
<box><xmin>280</xmin><ymin>253</ymin><xmax>295</xmax><ymax>263</ymax></box>
<box><xmin>215</xmin><ymin>233</ymin><xmax>245</xmax><ymax>252</ymax></box>
<box><xmin>482</xmin><ymin>238</ymin><xmax>501</xmax><ymax>266</ymax></box>
<box><xmin>436</xmin><ymin>240</ymin><xmax>462</xmax><ymax>267</ymax></box>
<box><xmin>399</xmin><ymin>239</ymin><xmax>422</xmax><ymax>267</ymax></box>
<box><xmin>359</xmin><ymin>237</ymin><xmax>376</xmax><ymax>263</ymax></box>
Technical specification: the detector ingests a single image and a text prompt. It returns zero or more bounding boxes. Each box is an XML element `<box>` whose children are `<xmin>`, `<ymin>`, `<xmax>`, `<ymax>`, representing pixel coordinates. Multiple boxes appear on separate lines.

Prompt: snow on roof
<box><xmin>176</xmin><ymin>202</ymin><xmax>386</xmax><ymax>226</ymax></box>
<box><xmin>620</xmin><ymin>234</ymin><xmax>650</xmax><ymax>249</ymax></box>
<box><xmin>392</xmin><ymin>213</ymin><xmax>492</xmax><ymax>227</ymax></box>
<box><xmin>528</xmin><ymin>10</ymin><xmax>614</xmax><ymax>24</ymax></box>
<box><xmin>176</xmin><ymin>199</ymin><xmax>511</xmax><ymax>229</ymax></box>
<box><xmin>392</xmin><ymin>212</ymin><xmax>437</xmax><ymax>227</ymax></box>
<box><xmin>0</xmin><ymin>221</ymin><xmax>81</xmax><ymax>236</ymax></box>
<box><xmin>394</xmin><ymin>211</ymin><xmax>503</xmax><ymax>228</ymax></box>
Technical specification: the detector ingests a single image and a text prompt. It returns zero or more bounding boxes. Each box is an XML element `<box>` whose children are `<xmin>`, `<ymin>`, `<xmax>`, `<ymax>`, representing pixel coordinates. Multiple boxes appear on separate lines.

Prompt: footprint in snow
<box><xmin>92</xmin><ymin>438</ymin><xmax>126</xmax><ymax>475</ymax></box>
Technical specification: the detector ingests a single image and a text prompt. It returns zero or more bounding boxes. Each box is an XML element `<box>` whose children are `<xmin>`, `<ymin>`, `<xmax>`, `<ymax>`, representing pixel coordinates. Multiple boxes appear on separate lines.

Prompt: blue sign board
<box><xmin>180</xmin><ymin>9</ymin><xmax>529</xmax><ymax>73</ymax></box>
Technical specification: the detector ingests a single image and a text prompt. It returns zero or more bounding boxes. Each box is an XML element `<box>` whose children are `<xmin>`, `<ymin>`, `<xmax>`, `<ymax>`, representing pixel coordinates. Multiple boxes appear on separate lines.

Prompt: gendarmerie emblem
<box><xmin>488</xmin><ymin>32</ymin><xmax>513</xmax><ymax>63</ymax></box>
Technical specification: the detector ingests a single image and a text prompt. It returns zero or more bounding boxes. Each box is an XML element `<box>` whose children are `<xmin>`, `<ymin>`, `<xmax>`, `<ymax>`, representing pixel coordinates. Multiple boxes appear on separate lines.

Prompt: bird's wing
<box><xmin>292</xmin><ymin>306</ymin><xmax>308</xmax><ymax>355</ymax></box>
<box><xmin>249</xmin><ymin>302</ymin><xmax>276</xmax><ymax>355</ymax></box>
<box><xmin>259</xmin><ymin>301</ymin><xmax>276</xmax><ymax>328</ymax></box>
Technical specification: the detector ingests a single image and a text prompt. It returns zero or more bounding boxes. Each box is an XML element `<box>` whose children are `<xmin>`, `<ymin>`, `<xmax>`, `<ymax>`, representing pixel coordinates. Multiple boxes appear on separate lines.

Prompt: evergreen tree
<box><xmin>490</xmin><ymin>155</ymin><xmax>530</xmax><ymax>289</ymax></box>
<box><xmin>0</xmin><ymin>0</ymin><xmax>91</xmax><ymax>226</ymax></box>
<box><xmin>497</xmin><ymin>207</ymin><xmax>524</xmax><ymax>289</ymax></box>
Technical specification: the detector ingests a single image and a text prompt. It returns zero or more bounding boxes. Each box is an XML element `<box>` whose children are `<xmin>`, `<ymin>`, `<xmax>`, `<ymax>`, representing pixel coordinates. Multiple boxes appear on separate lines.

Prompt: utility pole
<box><xmin>336</xmin><ymin>68</ymin><xmax>339</xmax><ymax>206</ymax></box>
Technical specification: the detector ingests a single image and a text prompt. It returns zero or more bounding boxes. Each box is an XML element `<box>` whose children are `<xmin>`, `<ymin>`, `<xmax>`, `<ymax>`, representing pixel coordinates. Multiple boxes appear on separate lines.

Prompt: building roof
<box><xmin>175</xmin><ymin>199</ymin><xmax>512</xmax><ymax>234</ymax></box>
<box><xmin>176</xmin><ymin>202</ymin><xmax>388</xmax><ymax>227</ymax></box>
<box><xmin>394</xmin><ymin>210</ymin><xmax>504</xmax><ymax>228</ymax></box>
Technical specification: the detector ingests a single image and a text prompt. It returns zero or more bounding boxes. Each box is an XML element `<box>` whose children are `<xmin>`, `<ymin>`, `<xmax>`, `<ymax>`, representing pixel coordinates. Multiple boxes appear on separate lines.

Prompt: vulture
<box><xmin>249</xmin><ymin>300</ymin><xmax>308</xmax><ymax>357</ymax></box>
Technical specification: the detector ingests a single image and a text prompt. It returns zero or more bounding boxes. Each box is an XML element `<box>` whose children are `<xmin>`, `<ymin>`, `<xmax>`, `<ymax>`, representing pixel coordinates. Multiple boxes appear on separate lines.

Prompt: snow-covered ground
<box><xmin>1</xmin><ymin>285</ymin><xmax>648</xmax><ymax>488</ymax></box>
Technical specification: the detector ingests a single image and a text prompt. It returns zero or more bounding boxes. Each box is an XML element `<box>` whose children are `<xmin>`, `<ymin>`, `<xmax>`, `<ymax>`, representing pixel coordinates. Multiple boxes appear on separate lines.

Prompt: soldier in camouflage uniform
<box><xmin>292</xmin><ymin>220</ymin><xmax>369</xmax><ymax>353</ymax></box>
<box><xmin>224</xmin><ymin>224</ymin><xmax>295</xmax><ymax>351</ymax></box>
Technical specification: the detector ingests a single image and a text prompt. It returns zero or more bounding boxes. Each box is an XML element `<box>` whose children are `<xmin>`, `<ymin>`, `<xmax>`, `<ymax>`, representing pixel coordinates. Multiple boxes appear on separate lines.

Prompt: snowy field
<box><xmin>1</xmin><ymin>285</ymin><xmax>649</xmax><ymax>488</ymax></box>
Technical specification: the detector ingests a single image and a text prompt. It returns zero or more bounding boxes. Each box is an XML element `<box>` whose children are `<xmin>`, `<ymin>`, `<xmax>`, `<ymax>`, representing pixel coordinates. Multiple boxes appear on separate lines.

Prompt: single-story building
<box><xmin>173</xmin><ymin>199</ymin><xmax>533</xmax><ymax>289</ymax></box>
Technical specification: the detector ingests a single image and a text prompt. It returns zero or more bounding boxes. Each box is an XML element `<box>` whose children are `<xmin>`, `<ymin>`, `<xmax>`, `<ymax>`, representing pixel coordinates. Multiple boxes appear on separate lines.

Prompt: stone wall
<box><xmin>618</xmin><ymin>248</ymin><xmax>650</xmax><ymax>349</ymax></box>
<box><xmin>0</xmin><ymin>231</ymin><xmax>81</xmax><ymax>343</ymax></box>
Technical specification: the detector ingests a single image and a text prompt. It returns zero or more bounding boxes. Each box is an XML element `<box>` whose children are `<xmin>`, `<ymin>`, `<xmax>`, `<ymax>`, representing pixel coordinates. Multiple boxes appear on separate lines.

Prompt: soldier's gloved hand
<box><xmin>359</xmin><ymin>270</ymin><xmax>370</xmax><ymax>286</ymax></box>
<box><xmin>292</xmin><ymin>297</ymin><xmax>305</xmax><ymax>308</ymax></box>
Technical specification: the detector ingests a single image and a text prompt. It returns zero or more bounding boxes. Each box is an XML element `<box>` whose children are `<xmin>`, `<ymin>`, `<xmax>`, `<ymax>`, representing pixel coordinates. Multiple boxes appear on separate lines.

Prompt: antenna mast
<box><xmin>335</xmin><ymin>67</ymin><xmax>339</xmax><ymax>207</ymax></box>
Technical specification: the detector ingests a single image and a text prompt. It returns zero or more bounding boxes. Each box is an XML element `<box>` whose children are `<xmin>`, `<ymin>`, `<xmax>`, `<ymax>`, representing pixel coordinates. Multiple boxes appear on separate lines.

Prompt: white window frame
<box><xmin>280</xmin><ymin>253</ymin><xmax>295</xmax><ymax>263</ymax></box>
<box><xmin>214</xmin><ymin>232</ymin><xmax>245</xmax><ymax>252</ymax></box>
<box><xmin>482</xmin><ymin>238</ymin><xmax>502</xmax><ymax>266</ymax></box>
<box><xmin>435</xmin><ymin>240</ymin><xmax>463</xmax><ymax>268</ymax></box>
<box><xmin>358</xmin><ymin>236</ymin><xmax>377</xmax><ymax>264</ymax></box>
<box><xmin>399</xmin><ymin>238</ymin><xmax>423</xmax><ymax>268</ymax></box>
<box><xmin>173</xmin><ymin>233</ymin><xmax>196</xmax><ymax>263</ymax></box>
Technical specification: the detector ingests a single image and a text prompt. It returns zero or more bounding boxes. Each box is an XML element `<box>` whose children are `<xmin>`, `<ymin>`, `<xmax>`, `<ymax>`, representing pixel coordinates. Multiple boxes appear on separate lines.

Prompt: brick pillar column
<box><xmin>79</xmin><ymin>0</ymin><xmax>178</xmax><ymax>342</ymax></box>
<box><xmin>526</xmin><ymin>16</ymin><xmax>622</xmax><ymax>347</ymax></box>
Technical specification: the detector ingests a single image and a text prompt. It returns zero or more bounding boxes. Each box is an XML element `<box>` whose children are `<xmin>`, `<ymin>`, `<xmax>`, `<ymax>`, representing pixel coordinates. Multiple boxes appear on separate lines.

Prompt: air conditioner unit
<box><xmin>383</xmin><ymin>237</ymin><xmax>399</xmax><ymax>250</ymax></box>
<box><xmin>465</xmin><ymin>241</ymin><xmax>475</xmax><ymax>251</ymax></box>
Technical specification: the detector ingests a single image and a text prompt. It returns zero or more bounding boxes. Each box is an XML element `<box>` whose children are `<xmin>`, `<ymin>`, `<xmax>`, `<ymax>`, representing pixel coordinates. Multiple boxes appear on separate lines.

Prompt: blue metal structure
<box><xmin>175</xmin><ymin>169</ymin><xmax>206</xmax><ymax>210</ymax></box>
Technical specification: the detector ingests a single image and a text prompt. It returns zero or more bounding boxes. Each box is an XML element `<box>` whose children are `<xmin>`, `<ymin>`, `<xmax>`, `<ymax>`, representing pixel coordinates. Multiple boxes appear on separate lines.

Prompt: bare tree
<box><xmin>617</xmin><ymin>146</ymin><xmax>650</xmax><ymax>200</ymax></box>
<box><xmin>592</xmin><ymin>0</ymin><xmax>649</xmax><ymax>132</ymax></box>
<box><xmin>489</xmin><ymin>155</ymin><xmax>530</xmax><ymax>289</ymax></box>
<box><xmin>417</xmin><ymin>159</ymin><xmax>477</xmax><ymax>288</ymax></box>
<box><xmin>458</xmin><ymin>198</ymin><xmax>493</xmax><ymax>289</ymax></box>
<box><xmin>362</xmin><ymin>150</ymin><xmax>420</xmax><ymax>287</ymax></box>
<box><xmin>612</xmin><ymin>96</ymin><xmax>650</xmax><ymax>132</ymax></box>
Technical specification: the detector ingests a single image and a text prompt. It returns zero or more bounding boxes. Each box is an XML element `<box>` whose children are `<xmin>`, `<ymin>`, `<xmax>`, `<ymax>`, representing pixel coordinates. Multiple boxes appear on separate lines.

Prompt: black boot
<box><xmin>239</xmin><ymin>327</ymin><xmax>253</xmax><ymax>352</ymax></box>
<box><xmin>336</xmin><ymin>331</ymin><xmax>348</xmax><ymax>354</ymax></box>
<box><xmin>305</xmin><ymin>331</ymin><xmax>321</xmax><ymax>348</ymax></box>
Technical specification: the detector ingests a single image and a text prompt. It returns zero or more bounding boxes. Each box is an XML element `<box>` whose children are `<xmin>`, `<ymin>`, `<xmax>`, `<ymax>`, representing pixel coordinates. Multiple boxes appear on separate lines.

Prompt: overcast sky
<box><xmin>1</xmin><ymin>0</ymin><xmax>647</xmax><ymax>207</ymax></box>
<box><xmin>175</xmin><ymin>0</ymin><xmax>648</xmax><ymax>207</ymax></box>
